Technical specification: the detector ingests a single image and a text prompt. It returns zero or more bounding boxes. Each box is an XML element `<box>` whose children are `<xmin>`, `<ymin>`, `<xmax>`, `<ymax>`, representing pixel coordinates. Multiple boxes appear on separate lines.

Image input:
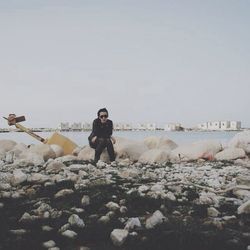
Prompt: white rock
<box><xmin>139</xmin><ymin>149</ymin><xmax>170</xmax><ymax>164</ymax></box>
<box><xmin>19</xmin><ymin>212</ymin><xmax>39</xmax><ymax>223</ymax></box>
<box><xmin>207</xmin><ymin>207</ymin><xmax>220</xmax><ymax>217</ymax></box>
<box><xmin>143</xmin><ymin>136</ymin><xmax>177</xmax><ymax>150</ymax></box>
<box><xmin>9</xmin><ymin>229</ymin><xmax>28</xmax><ymax>235</ymax></box>
<box><xmin>0</xmin><ymin>183</ymin><xmax>11</xmax><ymax>190</ymax></box>
<box><xmin>70</xmin><ymin>207</ymin><xmax>84</xmax><ymax>214</ymax></box>
<box><xmin>120</xmin><ymin>206</ymin><xmax>128</xmax><ymax>214</ymax></box>
<box><xmin>165</xmin><ymin>191</ymin><xmax>176</xmax><ymax>201</ymax></box>
<box><xmin>81</xmin><ymin>195</ymin><xmax>90</xmax><ymax>207</ymax></box>
<box><xmin>236</xmin><ymin>175</ymin><xmax>250</xmax><ymax>186</ymax></box>
<box><xmin>27</xmin><ymin>173</ymin><xmax>49</xmax><ymax>184</ymax></box>
<box><xmin>78</xmin><ymin>146</ymin><xmax>109</xmax><ymax>162</ymax></box>
<box><xmin>115</xmin><ymin>137</ymin><xmax>148</xmax><ymax>162</ymax></box>
<box><xmin>46</xmin><ymin>161</ymin><xmax>65</xmax><ymax>173</ymax></box>
<box><xmin>199</xmin><ymin>192</ymin><xmax>220</xmax><ymax>206</ymax></box>
<box><xmin>171</xmin><ymin>140</ymin><xmax>222</xmax><ymax>161</ymax></box>
<box><xmin>233</xmin><ymin>189</ymin><xmax>250</xmax><ymax>200</ymax></box>
<box><xmin>0</xmin><ymin>140</ymin><xmax>17</xmax><ymax>152</ymax></box>
<box><xmin>68</xmin><ymin>214</ymin><xmax>85</xmax><ymax>228</ymax></box>
<box><xmin>124</xmin><ymin>217</ymin><xmax>141</xmax><ymax>231</ymax></box>
<box><xmin>68</xmin><ymin>164</ymin><xmax>87</xmax><ymax>173</ymax></box>
<box><xmin>50</xmin><ymin>144</ymin><xmax>64</xmax><ymax>158</ymax></box>
<box><xmin>228</xmin><ymin>131</ymin><xmax>250</xmax><ymax>154</ymax></box>
<box><xmin>43</xmin><ymin>240</ymin><xmax>56</xmax><ymax>248</ymax></box>
<box><xmin>110</xmin><ymin>229</ymin><xmax>128</xmax><ymax>246</ymax></box>
<box><xmin>61</xmin><ymin>230</ymin><xmax>77</xmax><ymax>239</ymax></box>
<box><xmin>54</xmin><ymin>189</ymin><xmax>74</xmax><ymax>198</ymax></box>
<box><xmin>96</xmin><ymin>160</ymin><xmax>106</xmax><ymax>168</ymax></box>
<box><xmin>78</xmin><ymin>247</ymin><xmax>90</xmax><ymax>250</ymax></box>
<box><xmin>106</xmin><ymin>201</ymin><xmax>120</xmax><ymax>211</ymax></box>
<box><xmin>11</xmin><ymin>143</ymin><xmax>27</xmax><ymax>157</ymax></box>
<box><xmin>215</xmin><ymin>147</ymin><xmax>246</xmax><ymax>161</ymax></box>
<box><xmin>56</xmin><ymin>155</ymin><xmax>78</xmax><ymax>162</ymax></box>
<box><xmin>20</xmin><ymin>144</ymin><xmax>56</xmax><ymax>161</ymax></box>
<box><xmin>145</xmin><ymin>210</ymin><xmax>166</xmax><ymax>229</ymax></box>
<box><xmin>138</xmin><ymin>185</ymin><xmax>150</xmax><ymax>193</ymax></box>
<box><xmin>119</xmin><ymin>168</ymin><xmax>139</xmax><ymax>179</ymax></box>
<box><xmin>72</xmin><ymin>146</ymin><xmax>82</xmax><ymax>156</ymax></box>
<box><xmin>98</xmin><ymin>215</ymin><xmax>110</xmax><ymax>224</ymax></box>
<box><xmin>151</xmin><ymin>183</ymin><xmax>164</xmax><ymax>192</ymax></box>
<box><xmin>11</xmin><ymin>169</ymin><xmax>27</xmax><ymax>186</ymax></box>
<box><xmin>222</xmin><ymin>215</ymin><xmax>237</xmax><ymax>221</ymax></box>
<box><xmin>16</xmin><ymin>152</ymin><xmax>45</xmax><ymax>166</ymax></box>
<box><xmin>58</xmin><ymin>223</ymin><xmax>70</xmax><ymax>233</ymax></box>
<box><xmin>42</xmin><ymin>225</ymin><xmax>53</xmax><ymax>232</ymax></box>
<box><xmin>237</xmin><ymin>200</ymin><xmax>250</xmax><ymax>214</ymax></box>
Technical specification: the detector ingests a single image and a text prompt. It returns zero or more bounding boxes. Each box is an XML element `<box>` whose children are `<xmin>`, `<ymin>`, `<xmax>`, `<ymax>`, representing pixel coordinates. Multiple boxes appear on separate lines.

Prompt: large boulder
<box><xmin>143</xmin><ymin>136</ymin><xmax>177</xmax><ymax>151</ymax></box>
<box><xmin>11</xmin><ymin>169</ymin><xmax>27</xmax><ymax>186</ymax></box>
<box><xmin>16</xmin><ymin>152</ymin><xmax>45</xmax><ymax>166</ymax></box>
<box><xmin>171</xmin><ymin>140</ymin><xmax>222</xmax><ymax>161</ymax></box>
<box><xmin>215</xmin><ymin>147</ymin><xmax>246</xmax><ymax>161</ymax></box>
<box><xmin>145</xmin><ymin>210</ymin><xmax>166</xmax><ymax>229</ymax></box>
<box><xmin>138</xmin><ymin>149</ymin><xmax>170</xmax><ymax>164</ymax></box>
<box><xmin>228</xmin><ymin>131</ymin><xmax>250</xmax><ymax>154</ymax></box>
<box><xmin>110</xmin><ymin>229</ymin><xmax>128</xmax><ymax>247</ymax></box>
<box><xmin>10</xmin><ymin>143</ymin><xmax>27</xmax><ymax>157</ymax></box>
<box><xmin>20</xmin><ymin>144</ymin><xmax>56</xmax><ymax>161</ymax></box>
<box><xmin>50</xmin><ymin>144</ymin><xmax>64</xmax><ymax>158</ymax></box>
<box><xmin>77</xmin><ymin>145</ymin><xmax>110</xmax><ymax>162</ymax></box>
<box><xmin>237</xmin><ymin>200</ymin><xmax>250</xmax><ymax>214</ymax></box>
<box><xmin>0</xmin><ymin>140</ymin><xmax>17</xmax><ymax>153</ymax></box>
<box><xmin>114</xmin><ymin>137</ymin><xmax>148</xmax><ymax>162</ymax></box>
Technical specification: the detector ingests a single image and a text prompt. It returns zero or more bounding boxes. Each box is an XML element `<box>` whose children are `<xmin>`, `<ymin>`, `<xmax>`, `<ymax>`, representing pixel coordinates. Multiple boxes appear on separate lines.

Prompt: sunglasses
<box><xmin>100</xmin><ymin>115</ymin><xmax>108</xmax><ymax>119</ymax></box>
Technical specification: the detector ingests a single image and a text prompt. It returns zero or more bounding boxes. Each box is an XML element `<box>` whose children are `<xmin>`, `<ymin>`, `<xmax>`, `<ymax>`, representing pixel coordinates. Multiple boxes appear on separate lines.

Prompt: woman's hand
<box><xmin>111</xmin><ymin>136</ymin><xmax>116</xmax><ymax>144</ymax></box>
<box><xmin>91</xmin><ymin>136</ymin><xmax>97</xmax><ymax>143</ymax></box>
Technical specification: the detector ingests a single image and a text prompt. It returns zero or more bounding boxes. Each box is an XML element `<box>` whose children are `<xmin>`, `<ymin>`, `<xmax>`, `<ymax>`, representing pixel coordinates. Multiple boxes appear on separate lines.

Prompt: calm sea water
<box><xmin>0</xmin><ymin>130</ymin><xmax>239</xmax><ymax>147</ymax></box>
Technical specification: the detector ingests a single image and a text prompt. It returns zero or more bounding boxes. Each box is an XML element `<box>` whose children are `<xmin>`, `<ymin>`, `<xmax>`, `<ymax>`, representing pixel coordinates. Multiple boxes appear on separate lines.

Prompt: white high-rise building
<box><xmin>230</xmin><ymin>121</ymin><xmax>241</xmax><ymax>130</ymax></box>
<box><xmin>164</xmin><ymin>123</ymin><xmax>182</xmax><ymax>131</ymax></box>
<box><xmin>59</xmin><ymin>122</ymin><xmax>70</xmax><ymax>131</ymax></box>
<box><xmin>71</xmin><ymin>122</ymin><xmax>82</xmax><ymax>131</ymax></box>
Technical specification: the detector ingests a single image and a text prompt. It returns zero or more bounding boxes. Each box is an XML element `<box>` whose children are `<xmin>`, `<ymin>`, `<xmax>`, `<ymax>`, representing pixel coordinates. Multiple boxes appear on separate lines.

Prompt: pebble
<box><xmin>61</xmin><ymin>230</ymin><xmax>77</xmax><ymax>239</ymax></box>
<box><xmin>110</xmin><ymin>229</ymin><xmax>128</xmax><ymax>246</ymax></box>
<box><xmin>42</xmin><ymin>240</ymin><xmax>56</xmax><ymax>248</ymax></box>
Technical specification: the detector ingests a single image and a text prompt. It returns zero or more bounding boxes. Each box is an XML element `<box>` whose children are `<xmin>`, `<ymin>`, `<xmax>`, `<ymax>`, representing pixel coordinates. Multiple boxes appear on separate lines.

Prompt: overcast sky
<box><xmin>0</xmin><ymin>0</ymin><xmax>249</xmax><ymax>128</ymax></box>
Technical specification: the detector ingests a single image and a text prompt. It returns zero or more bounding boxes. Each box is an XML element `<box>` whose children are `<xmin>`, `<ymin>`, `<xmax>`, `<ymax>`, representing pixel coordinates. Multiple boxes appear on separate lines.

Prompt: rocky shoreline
<box><xmin>0</xmin><ymin>132</ymin><xmax>250</xmax><ymax>250</ymax></box>
<box><xmin>0</xmin><ymin>157</ymin><xmax>250</xmax><ymax>250</ymax></box>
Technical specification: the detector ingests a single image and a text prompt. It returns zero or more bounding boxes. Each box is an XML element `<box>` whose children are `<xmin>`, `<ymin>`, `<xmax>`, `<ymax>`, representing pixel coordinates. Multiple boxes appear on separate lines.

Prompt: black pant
<box><xmin>90</xmin><ymin>138</ymin><xmax>115</xmax><ymax>162</ymax></box>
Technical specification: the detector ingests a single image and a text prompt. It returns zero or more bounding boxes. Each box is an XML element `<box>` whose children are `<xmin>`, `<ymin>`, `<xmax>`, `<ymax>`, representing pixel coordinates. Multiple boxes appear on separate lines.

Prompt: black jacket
<box><xmin>88</xmin><ymin>118</ymin><xmax>113</xmax><ymax>142</ymax></box>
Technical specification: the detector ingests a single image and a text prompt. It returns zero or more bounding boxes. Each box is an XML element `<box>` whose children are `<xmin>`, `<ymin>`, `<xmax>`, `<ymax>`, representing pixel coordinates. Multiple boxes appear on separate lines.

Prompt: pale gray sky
<box><xmin>0</xmin><ymin>0</ymin><xmax>249</xmax><ymax>128</ymax></box>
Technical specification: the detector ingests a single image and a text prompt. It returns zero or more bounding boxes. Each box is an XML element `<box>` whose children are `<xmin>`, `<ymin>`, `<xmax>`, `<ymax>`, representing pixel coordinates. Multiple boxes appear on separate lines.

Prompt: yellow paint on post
<box><xmin>46</xmin><ymin>132</ymin><xmax>78</xmax><ymax>155</ymax></box>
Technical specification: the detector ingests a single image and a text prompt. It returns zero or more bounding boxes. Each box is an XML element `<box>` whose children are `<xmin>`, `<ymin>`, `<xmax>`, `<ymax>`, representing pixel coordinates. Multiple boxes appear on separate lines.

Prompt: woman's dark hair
<box><xmin>97</xmin><ymin>108</ymin><xmax>109</xmax><ymax>117</ymax></box>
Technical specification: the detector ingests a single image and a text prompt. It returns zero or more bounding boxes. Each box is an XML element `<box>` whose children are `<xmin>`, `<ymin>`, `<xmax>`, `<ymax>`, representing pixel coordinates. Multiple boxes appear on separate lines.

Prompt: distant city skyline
<box><xmin>0</xmin><ymin>0</ymin><xmax>249</xmax><ymax>128</ymax></box>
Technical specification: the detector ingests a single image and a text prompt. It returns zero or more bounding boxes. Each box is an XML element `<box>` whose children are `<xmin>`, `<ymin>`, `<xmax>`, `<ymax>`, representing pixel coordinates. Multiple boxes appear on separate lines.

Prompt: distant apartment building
<box><xmin>207</xmin><ymin>121</ymin><xmax>221</xmax><ymax>130</ymax></box>
<box><xmin>197</xmin><ymin>121</ymin><xmax>241</xmax><ymax>131</ymax></box>
<box><xmin>136</xmin><ymin>123</ymin><xmax>147</xmax><ymax>130</ymax></box>
<box><xmin>230</xmin><ymin>121</ymin><xmax>241</xmax><ymax>130</ymax></box>
<box><xmin>197</xmin><ymin>122</ymin><xmax>208</xmax><ymax>130</ymax></box>
<box><xmin>146</xmin><ymin>123</ymin><xmax>157</xmax><ymax>131</ymax></box>
<box><xmin>71</xmin><ymin>122</ymin><xmax>82</xmax><ymax>131</ymax></box>
<box><xmin>59</xmin><ymin>122</ymin><xmax>70</xmax><ymax>131</ymax></box>
<box><xmin>220</xmin><ymin>121</ymin><xmax>230</xmax><ymax>130</ymax></box>
<box><xmin>164</xmin><ymin>123</ymin><xmax>183</xmax><ymax>131</ymax></box>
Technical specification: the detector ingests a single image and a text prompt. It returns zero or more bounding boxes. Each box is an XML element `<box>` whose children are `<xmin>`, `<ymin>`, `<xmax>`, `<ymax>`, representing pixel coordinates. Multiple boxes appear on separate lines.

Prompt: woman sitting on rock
<box><xmin>88</xmin><ymin>108</ymin><xmax>116</xmax><ymax>163</ymax></box>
